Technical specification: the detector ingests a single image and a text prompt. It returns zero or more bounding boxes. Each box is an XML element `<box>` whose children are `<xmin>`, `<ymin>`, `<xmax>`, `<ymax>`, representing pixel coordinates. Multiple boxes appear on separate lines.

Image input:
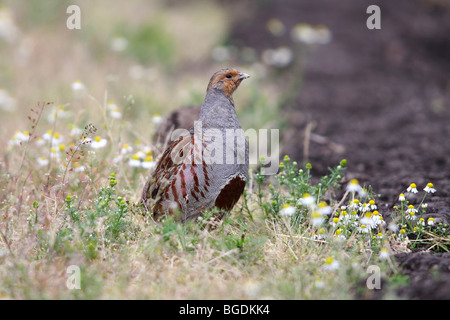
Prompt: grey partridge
<box><xmin>141</xmin><ymin>68</ymin><xmax>250</xmax><ymax>222</ymax></box>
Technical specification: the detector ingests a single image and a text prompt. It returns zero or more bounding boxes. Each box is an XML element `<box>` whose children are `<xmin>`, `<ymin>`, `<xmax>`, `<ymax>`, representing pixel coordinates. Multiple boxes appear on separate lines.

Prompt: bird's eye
<box><xmin>226</xmin><ymin>74</ymin><xmax>232</xmax><ymax>79</ymax></box>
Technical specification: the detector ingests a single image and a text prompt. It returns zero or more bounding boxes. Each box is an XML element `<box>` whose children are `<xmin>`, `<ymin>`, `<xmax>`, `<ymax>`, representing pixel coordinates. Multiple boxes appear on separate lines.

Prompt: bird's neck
<box><xmin>198</xmin><ymin>89</ymin><xmax>240</xmax><ymax>129</ymax></box>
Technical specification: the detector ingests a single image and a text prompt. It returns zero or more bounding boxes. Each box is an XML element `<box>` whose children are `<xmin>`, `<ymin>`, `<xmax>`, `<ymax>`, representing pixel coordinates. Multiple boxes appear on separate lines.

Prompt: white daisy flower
<box><xmin>71</xmin><ymin>80</ymin><xmax>85</xmax><ymax>92</ymax></box>
<box><xmin>135</xmin><ymin>150</ymin><xmax>146</xmax><ymax>160</ymax></box>
<box><xmin>361</xmin><ymin>202</ymin><xmax>370</xmax><ymax>213</ymax></box>
<box><xmin>322</xmin><ymin>257</ymin><xmax>339</xmax><ymax>271</ymax></box>
<box><xmin>310</xmin><ymin>211</ymin><xmax>325</xmax><ymax>227</ymax></box>
<box><xmin>361</xmin><ymin>212</ymin><xmax>375</xmax><ymax>228</ymax></box>
<box><xmin>120</xmin><ymin>144</ymin><xmax>133</xmax><ymax>155</ymax></box>
<box><xmin>369</xmin><ymin>200</ymin><xmax>377</xmax><ymax>210</ymax></box>
<box><xmin>348</xmin><ymin>199</ymin><xmax>360</xmax><ymax>211</ymax></box>
<box><xmin>279</xmin><ymin>204</ymin><xmax>296</xmax><ymax>217</ymax></box>
<box><xmin>90</xmin><ymin>136</ymin><xmax>107</xmax><ymax>149</ymax></box>
<box><xmin>398</xmin><ymin>193</ymin><xmax>406</xmax><ymax>201</ymax></box>
<box><xmin>297</xmin><ymin>193</ymin><xmax>315</xmax><ymax>207</ymax></box>
<box><xmin>346</xmin><ymin>179</ymin><xmax>362</xmax><ymax>193</ymax></box>
<box><xmin>406</xmin><ymin>205</ymin><xmax>418</xmax><ymax>214</ymax></box>
<box><xmin>427</xmin><ymin>217</ymin><xmax>435</xmax><ymax>226</ymax></box>
<box><xmin>37</xmin><ymin>156</ymin><xmax>49</xmax><ymax>166</ymax></box>
<box><xmin>423</xmin><ymin>183</ymin><xmax>436</xmax><ymax>194</ymax></box>
<box><xmin>407</xmin><ymin>183</ymin><xmax>418</xmax><ymax>194</ymax></box>
<box><xmin>152</xmin><ymin>114</ymin><xmax>163</xmax><ymax>125</ymax></box>
<box><xmin>141</xmin><ymin>156</ymin><xmax>156</xmax><ymax>170</ymax></box>
<box><xmin>372</xmin><ymin>210</ymin><xmax>383</xmax><ymax>224</ymax></box>
<box><xmin>358</xmin><ymin>224</ymin><xmax>370</xmax><ymax>233</ymax></box>
<box><xmin>399</xmin><ymin>229</ymin><xmax>407</xmax><ymax>239</ymax></box>
<box><xmin>72</xmin><ymin>162</ymin><xmax>85</xmax><ymax>172</ymax></box>
<box><xmin>42</xmin><ymin>130</ymin><xmax>63</xmax><ymax>146</ymax></box>
<box><xmin>379</xmin><ymin>248</ymin><xmax>389</xmax><ymax>260</ymax></box>
<box><xmin>334</xmin><ymin>228</ymin><xmax>346</xmax><ymax>240</ymax></box>
<box><xmin>317</xmin><ymin>202</ymin><xmax>332</xmax><ymax>216</ymax></box>
<box><xmin>339</xmin><ymin>210</ymin><xmax>351</xmax><ymax>225</ymax></box>
<box><xmin>9</xmin><ymin>131</ymin><xmax>29</xmax><ymax>146</ymax></box>
<box><xmin>128</xmin><ymin>154</ymin><xmax>141</xmax><ymax>167</ymax></box>
<box><xmin>406</xmin><ymin>211</ymin><xmax>417</xmax><ymax>221</ymax></box>
<box><xmin>109</xmin><ymin>107</ymin><xmax>122</xmax><ymax>119</ymax></box>
<box><xmin>107</xmin><ymin>102</ymin><xmax>122</xmax><ymax>119</ymax></box>
<box><xmin>330</xmin><ymin>217</ymin><xmax>340</xmax><ymax>227</ymax></box>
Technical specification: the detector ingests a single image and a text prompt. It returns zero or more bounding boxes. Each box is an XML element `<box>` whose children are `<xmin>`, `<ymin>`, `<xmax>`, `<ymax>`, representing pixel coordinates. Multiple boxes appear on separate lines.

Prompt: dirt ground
<box><xmin>230</xmin><ymin>0</ymin><xmax>450</xmax><ymax>299</ymax></box>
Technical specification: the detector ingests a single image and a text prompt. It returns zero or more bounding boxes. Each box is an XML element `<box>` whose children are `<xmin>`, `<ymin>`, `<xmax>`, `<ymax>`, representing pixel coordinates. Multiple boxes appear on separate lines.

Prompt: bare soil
<box><xmin>230</xmin><ymin>0</ymin><xmax>450</xmax><ymax>299</ymax></box>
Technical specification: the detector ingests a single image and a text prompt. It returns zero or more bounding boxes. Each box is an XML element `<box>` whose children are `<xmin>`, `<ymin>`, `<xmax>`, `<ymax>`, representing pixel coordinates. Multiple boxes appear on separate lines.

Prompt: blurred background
<box><xmin>1</xmin><ymin>0</ymin><xmax>449</xmax><ymax>199</ymax></box>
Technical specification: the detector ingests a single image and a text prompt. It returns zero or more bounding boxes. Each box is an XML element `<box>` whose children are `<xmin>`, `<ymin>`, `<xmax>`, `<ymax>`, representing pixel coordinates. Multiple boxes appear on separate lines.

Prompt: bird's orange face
<box><xmin>207</xmin><ymin>68</ymin><xmax>250</xmax><ymax>97</ymax></box>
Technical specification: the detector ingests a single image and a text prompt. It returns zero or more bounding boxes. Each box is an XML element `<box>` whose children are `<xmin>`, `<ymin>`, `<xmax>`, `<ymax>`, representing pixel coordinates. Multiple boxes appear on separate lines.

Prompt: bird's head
<box><xmin>207</xmin><ymin>68</ymin><xmax>250</xmax><ymax>98</ymax></box>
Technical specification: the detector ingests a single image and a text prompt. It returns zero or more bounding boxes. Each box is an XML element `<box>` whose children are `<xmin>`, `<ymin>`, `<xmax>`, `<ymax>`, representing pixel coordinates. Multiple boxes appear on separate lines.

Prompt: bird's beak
<box><xmin>238</xmin><ymin>72</ymin><xmax>250</xmax><ymax>80</ymax></box>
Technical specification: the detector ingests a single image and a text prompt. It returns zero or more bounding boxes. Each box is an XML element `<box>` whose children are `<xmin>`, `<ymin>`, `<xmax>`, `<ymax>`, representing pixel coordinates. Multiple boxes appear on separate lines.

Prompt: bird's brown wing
<box><xmin>140</xmin><ymin>133</ymin><xmax>193</xmax><ymax>215</ymax></box>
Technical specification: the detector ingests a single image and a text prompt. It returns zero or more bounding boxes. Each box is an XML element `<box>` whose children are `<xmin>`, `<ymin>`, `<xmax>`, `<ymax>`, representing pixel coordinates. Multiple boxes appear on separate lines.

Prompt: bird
<box><xmin>141</xmin><ymin>68</ymin><xmax>250</xmax><ymax>222</ymax></box>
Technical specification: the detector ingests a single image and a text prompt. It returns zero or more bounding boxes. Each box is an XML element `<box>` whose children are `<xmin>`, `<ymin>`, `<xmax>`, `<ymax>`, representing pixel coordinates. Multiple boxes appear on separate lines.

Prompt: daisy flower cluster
<box><xmin>113</xmin><ymin>141</ymin><xmax>157</xmax><ymax>171</ymax></box>
<box><xmin>7</xmin><ymin>124</ymin><xmax>106</xmax><ymax>171</ymax></box>
<box><xmin>270</xmin><ymin>156</ymin><xmax>344</xmax><ymax>230</ymax></box>
<box><xmin>390</xmin><ymin>182</ymin><xmax>439</xmax><ymax>242</ymax></box>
